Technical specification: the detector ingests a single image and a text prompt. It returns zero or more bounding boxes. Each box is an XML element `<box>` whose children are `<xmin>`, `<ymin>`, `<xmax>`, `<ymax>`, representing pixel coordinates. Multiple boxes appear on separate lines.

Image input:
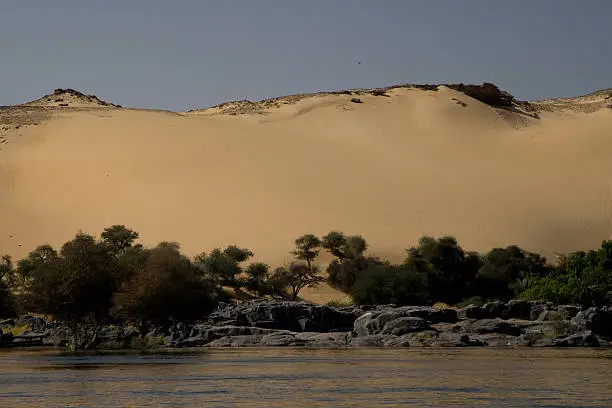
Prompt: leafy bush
<box><xmin>350</xmin><ymin>264</ymin><xmax>430</xmax><ymax>306</ymax></box>
<box><xmin>113</xmin><ymin>243</ymin><xmax>220</xmax><ymax>329</ymax></box>
<box><xmin>327</xmin><ymin>256</ymin><xmax>385</xmax><ymax>293</ymax></box>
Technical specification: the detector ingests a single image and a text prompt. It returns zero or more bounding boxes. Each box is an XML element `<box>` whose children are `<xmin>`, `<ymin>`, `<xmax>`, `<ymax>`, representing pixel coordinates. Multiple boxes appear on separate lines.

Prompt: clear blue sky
<box><xmin>1</xmin><ymin>0</ymin><xmax>611</xmax><ymax>111</ymax></box>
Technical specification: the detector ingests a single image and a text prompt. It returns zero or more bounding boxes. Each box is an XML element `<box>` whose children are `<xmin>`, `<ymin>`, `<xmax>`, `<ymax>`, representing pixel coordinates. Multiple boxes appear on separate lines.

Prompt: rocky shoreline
<box><xmin>1</xmin><ymin>300</ymin><xmax>611</xmax><ymax>349</ymax></box>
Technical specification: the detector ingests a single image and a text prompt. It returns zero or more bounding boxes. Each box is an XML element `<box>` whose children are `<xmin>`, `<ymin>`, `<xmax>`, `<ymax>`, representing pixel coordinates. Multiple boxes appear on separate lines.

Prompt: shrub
<box><xmin>113</xmin><ymin>243</ymin><xmax>220</xmax><ymax>330</ymax></box>
<box><xmin>350</xmin><ymin>264</ymin><xmax>430</xmax><ymax>306</ymax></box>
<box><xmin>327</xmin><ymin>256</ymin><xmax>385</xmax><ymax>293</ymax></box>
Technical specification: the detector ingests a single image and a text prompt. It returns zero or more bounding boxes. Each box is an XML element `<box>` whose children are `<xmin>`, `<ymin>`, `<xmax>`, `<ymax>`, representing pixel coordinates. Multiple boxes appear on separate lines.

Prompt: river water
<box><xmin>1</xmin><ymin>348</ymin><xmax>611</xmax><ymax>407</ymax></box>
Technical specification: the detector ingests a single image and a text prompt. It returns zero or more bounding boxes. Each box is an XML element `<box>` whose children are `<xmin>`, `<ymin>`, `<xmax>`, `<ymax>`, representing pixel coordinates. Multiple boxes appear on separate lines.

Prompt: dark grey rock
<box><xmin>93</xmin><ymin>325</ymin><xmax>139</xmax><ymax>349</ymax></box>
<box><xmin>471</xmin><ymin>333</ymin><xmax>521</xmax><ymax>347</ymax></box>
<box><xmin>459</xmin><ymin>318</ymin><xmax>524</xmax><ymax>336</ymax></box>
<box><xmin>457</xmin><ymin>304</ymin><xmax>484</xmax><ymax>319</ymax></box>
<box><xmin>382</xmin><ymin>335</ymin><xmax>412</xmax><ymax>347</ymax></box>
<box><xmin>554</xmin><ymin>332</ymin><xmax>600</xmax><ymax>347</ymax></box>
<box><xmin>348</xmin><ymin>335</ymin><xmax>389</xmax><ymax>347</ymax></box>
<box><xmin>380</xmin><ymin>317</ymin><xmax>430</xmax><ymax>336</ymax></box>
<box><xmin>530</xmin><ymin>303</ymin><xmax>553</xmax><ymax>321</ymax></box>
<box><xmin>204</xmin><ymin>335</ymin><xmax>263</xmax><ymax>347</ymax></box>
<box><xmin>206</xmin><ymin>325</ymin><xmax>278</xmax><ymax>340</ymax></box>
<box><xmin>42</xmin><ymin>326</ymin><xmax>70</xmax><ymax>347</ymax></box>
<box><xmin>557</xmin><ymin>305</ymin><xmax>581</xmax><ymax>319</ymax></box>
<box><xmin>16</xmin><ymin>315</ymin><xmax>48</xmax><ymax>332</ymax></box>
<box><xmin>294</xmin><ymin>332</ymin><xmax>351</xmax><ymax>347</ymax></box>
<box><xmin>261</xmin><ymin>331</ymin><xmax>299</xmax><ymax>346</ymax></box>
<box><xmin>571</xmin><ymin>307</ymin><xmax>612</xmax><ymax>337</ymax></box>
<box><xmin>208</xmin><ymin>301</ymin><xmax>358</xmax><ymax>333</ymax></box>
<box><xmin>482</xmin><ymin>301</ymin><xmax>509</xmax><ymax>319</ymax></box>
<box><xmin>354</xmin><ymin>306</ymin><xmax>457</xmax><ymax>337</ymax></box>
<box><xmin>507</xmin><ymin>300</ymin><xmax>532</xmax><ymax>320</ymax></box>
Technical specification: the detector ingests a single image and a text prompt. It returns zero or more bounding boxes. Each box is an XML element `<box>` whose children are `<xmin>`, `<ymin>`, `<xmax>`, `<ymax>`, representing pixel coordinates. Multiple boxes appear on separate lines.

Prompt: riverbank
<box><xmin>1</xmin><ymin>300</ymin><xmax>611</xmax><ymax>349</ymax></box>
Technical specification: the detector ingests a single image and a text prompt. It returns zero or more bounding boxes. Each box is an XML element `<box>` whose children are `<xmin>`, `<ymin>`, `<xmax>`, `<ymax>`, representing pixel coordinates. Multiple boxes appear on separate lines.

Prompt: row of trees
<box><xmin>0</xmin><ymin>226</ymin><xmax>331</xmax><ymax>348</ymax></box>
<box><xmin>322</xmin><ymin>234</ymin><xmax>612</xmax><ymax>308</ymax></box>
<box><xmin>2</xmin><ymin>226</ymin><xmax>612</xmax><ymax>349</ymax></box>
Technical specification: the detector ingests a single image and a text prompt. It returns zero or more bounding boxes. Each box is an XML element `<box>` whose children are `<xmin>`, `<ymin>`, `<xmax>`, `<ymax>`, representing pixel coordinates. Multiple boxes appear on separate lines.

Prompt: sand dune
<box><xmin>1</xmin><ymin>84</ymin><xmax>611</xmax><ymax>302</ymax></box>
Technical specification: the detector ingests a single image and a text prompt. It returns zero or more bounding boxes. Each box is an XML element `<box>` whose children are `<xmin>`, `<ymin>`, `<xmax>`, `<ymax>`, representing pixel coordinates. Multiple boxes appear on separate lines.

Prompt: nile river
<box><xmin>1</xmin><ymin>348</ymin><xmax>611</xmax><ymax>407</ymax></box>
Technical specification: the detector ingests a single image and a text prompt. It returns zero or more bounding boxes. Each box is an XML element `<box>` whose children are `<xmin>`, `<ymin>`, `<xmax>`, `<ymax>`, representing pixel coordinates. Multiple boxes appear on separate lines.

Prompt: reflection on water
<box><xmin>1</xmin><ymin>348</ymin><xmax>611</xmax><ymax>407</ymax></box>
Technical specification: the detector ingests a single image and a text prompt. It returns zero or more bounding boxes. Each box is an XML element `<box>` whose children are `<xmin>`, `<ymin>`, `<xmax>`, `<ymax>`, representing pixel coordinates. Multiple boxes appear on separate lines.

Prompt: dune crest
<box><xmin>1</xmin><ymin>83</ymin><xmax>612</xmax><ymax>303</ymax></box>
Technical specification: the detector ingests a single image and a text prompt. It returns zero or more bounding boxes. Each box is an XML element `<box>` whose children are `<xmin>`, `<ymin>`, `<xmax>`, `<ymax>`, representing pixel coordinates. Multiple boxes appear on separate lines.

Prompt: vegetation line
<box><xmin>1</xmin><ymin>225</ymin><xmax>611</xmax><ymax>350</ymax></box>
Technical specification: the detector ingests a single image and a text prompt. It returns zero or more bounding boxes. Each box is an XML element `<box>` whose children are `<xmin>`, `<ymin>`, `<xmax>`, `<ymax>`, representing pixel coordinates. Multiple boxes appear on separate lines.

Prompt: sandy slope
<box><xmin>1</xmin><ymin>86</ymin><xmax>612</xmax><ymax>303</ymax></box>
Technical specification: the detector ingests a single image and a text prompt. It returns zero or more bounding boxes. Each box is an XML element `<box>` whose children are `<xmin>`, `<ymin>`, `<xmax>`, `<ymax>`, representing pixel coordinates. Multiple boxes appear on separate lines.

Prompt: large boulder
<box><xmin>571</xmin><ymin>307</ymin><xmax>612</xmax><ymax>337</ymax></box>
<box><xmin>446</xmin><ymin>83</ymin><xmax>515</xmax><ymax>107</ymax></box>
<box><xmin>93</xmin><ymin>325</ymin><xmax>139</xmax><ymax>349</ymax></box>
<box><xmin>204</xmin><ymin>335</ymin><xmax>263</xmax><ymax>347</ymax></box>
<box><xmin>16</xmin><ymin>315</ymin><xmax>49</xmax><ymax>332</ymax></box>
<box><xmin>557</xmin><ymin>305</ymin><xmax>581</xmax><ymax>319</ymax></box>
<box><xmin>506</xmin><ymin>300</ymin><xmax>532</xmax><ymax>320</ymax></box>
<box><xmin>380</xmin><ymin>317</ymin><xmax>430</xmax><ymax>336</ymax></box>
<box><xmin>457</xmin><ymin>318</ymin><xmax>524</xmax><ymax>336</ymax></box>
<box><xmin>458</xmin><ymin>302</ymin><xmax>508</xmax><ymax>320</ymax></box>
<box><xmin>208</xmin><ymin>301</ymin><xmax>359</xmax><ymax>333</ymax></box>
<box><xmin>554</xmin><ymin>332</ymin><xmax>600</xmax><ymax>347</ymax></box>
<box><xmin>530</xmin><ymin>303</ymin><xmax>554</xmax><ymax>321</ymax></box>
<box><xmin>294</xmin><ymin>332</ymin><xmax>351</xmax><ymax>347</ymax></box>
<box><xmin>354</xmin><ymin>306</ymin><xmax>457</xmax><ymax>337</ymax></box>
<box><xmin>42</xmin><ymin>325</ymin><xmax>71</xmax><ymax>347</ymax></box>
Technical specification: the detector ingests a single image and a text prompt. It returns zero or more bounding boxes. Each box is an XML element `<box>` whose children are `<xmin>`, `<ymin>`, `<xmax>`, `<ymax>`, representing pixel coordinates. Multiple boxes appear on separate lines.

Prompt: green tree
<box><xmin>21</xmin><ymin>233</ymin><xmax>117</xmax><ymax>349</ymax></box>
<box><xmin>520</xmin><ymin>241</ymin><xmax>612</xmax><ymax>306</ymax></box>
<box><xmin>101</xmin><ymin>225</ymin><xmax>140</xmax><ymax>256</ymax></box>
<box><xmin>269</xmin><ymin>262</ymin><xmax>325</xmax><ymax>300</ymax></box>
<box><xmin>14</xmin><ymin>245</ymin><xmax>58</xmax><ymax>290</ymax></box>
<box><xmin>327</xmin><ymin>256</ymin><xmax>385</xmax><ymax>293</ymax></box>
<box><xmin>292</xmin><ymin>234</ymin><xmax>321</xmax><ymax>271</ymax></box>
<box><xmin>0</xmin><ymin>255</ymin><xmax>17</xmax><ymax>317</ymax></box>
<box><xmin>350</xmin><ymin>264</ymin><xmax>430</xmax><ymax>306</ymax></box>
<box><xmin>321</xmin><ymin>231</ymin><xmax>368</xmax><ymax>262</ymax></box>
<box><xmin>194</xmin><ymin>246</ymin><xmax>254</xmax><ymax>289</ymax></box>
<box><xmin>476</xmin><ymin>245</ymin><xmax>551</xmax><ymax>301</ymax></box>
<box><xmin>322</xmin><ymin>231</ymin><xmax>348</xmax><ymax>261</ymax></box>
<box><xmin>113</xmin><ymin>243</ymin><xmax>219</xmax><ymax>333</ymax></box>
<box><xmin>405</xmin><ymin>236</ymin><xmax>481</xmax><ymax>304</ymax></box>
<box><xmin>0</xmin><ymin>255</ymin><xmax>15</xmax><ymax>287</ymax></box>
<box><xmin>245</xmin><ymin>262</ymin><xmax>271</xmax><ymax>297</ymax></box>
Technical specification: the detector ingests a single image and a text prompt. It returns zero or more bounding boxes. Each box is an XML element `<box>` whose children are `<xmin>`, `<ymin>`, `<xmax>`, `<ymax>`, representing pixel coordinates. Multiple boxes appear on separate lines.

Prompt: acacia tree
<box><xmin>269</xmin><ymin>262</ymin><xmax>325</xmax><ymax>300</ymax></box>
<box><xmin>322</xmin><ymin>231</ymin><xmax>368</xmax><ymax>262</ymax></box>
<box><xmin>245</xmin><ymin>262</ymin><xmax>271</xmax><ymax>297</ymax></box>
<box><xmin>22</xmin><ymin>233</ymin><xmax>117</xmax><ymax>350</ymax></box>
<box><xmin>194</xmin><ymin>245</ymin><xmax>254</xmax><ymax>290</ymax></box>
<box><xmin>292</xmin><ymin>234</ymin><xmax>321</xmax><ymax>272</ymax></box>
<box><xmin>101</xmin><ymin>225</ymin><xmax>140</xmax><ymax>256</ymax></box>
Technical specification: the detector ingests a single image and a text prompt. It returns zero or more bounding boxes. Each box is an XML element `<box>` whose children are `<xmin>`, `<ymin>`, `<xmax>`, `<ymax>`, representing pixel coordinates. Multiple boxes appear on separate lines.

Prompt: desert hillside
<box><xmin>1</xmin><ymin>83</ymin><xmax>611</xmax><ymax>301</ymax></box>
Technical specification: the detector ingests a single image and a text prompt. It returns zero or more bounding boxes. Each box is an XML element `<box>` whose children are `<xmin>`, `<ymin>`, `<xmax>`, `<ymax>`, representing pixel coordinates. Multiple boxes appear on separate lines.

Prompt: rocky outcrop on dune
<box><xmin>189</xmin><ymin>82</ymin><xmax>526</xmax><ymax>115</ymax></box>
<box><xmin>24</xmin><ymin>88</ymin><xmax>122</xmax><ymax>108</ymax></box>
<box><xmin>444</xmin><ymin>82</ymin><xmax>516</xmax><ymax>107</ymax></box>
<box><xmin>0</xmin><ymin>89</ymin><xmax>122</xmax><ymax>141</ymax></box>
<box><xmin>2</xmin><ymin>300</ymin><xmax>610</xmax><ymax>349</ymax></box>
<box><xmin>531</xmin><ymin>88</ymin><xmax>612</xmax><ymax>114</ymax></box>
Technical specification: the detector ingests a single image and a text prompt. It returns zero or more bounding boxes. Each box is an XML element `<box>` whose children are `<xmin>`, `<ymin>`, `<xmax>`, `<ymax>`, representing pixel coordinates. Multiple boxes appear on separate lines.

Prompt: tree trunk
<box><xmin>70</xmin><ymin>322</ymin><xmax>79</xmax><ymax>351</ymax></box>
